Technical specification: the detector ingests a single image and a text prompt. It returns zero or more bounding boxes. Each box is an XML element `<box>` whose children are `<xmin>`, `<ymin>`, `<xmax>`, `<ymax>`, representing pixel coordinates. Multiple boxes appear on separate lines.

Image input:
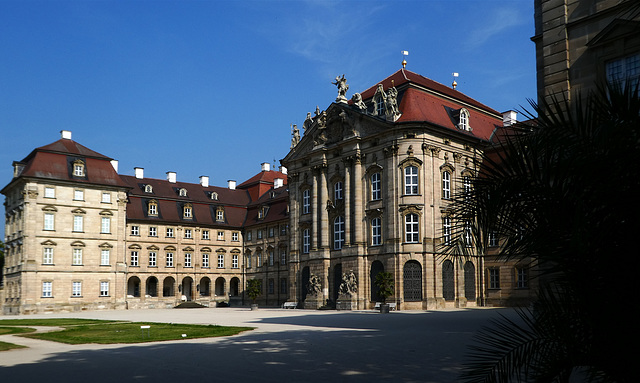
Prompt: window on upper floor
<box><xmin>216</xmin><ymin>208</ymin><xmax>224</xmax><ymax>222</ymax></box>
<box><xmin>218</xmin><ymin>231</ymin><xmax>224</xmax><ymax>240</ymax></box>
<box><xmin>442</xmin><ymin>171</ymin><xmax>451</xmax><ymax>199</ymax></box>
<box><xmin>45</xmin><ymin>187</ymin><xmax>55</xmax><ymax>198</ymax></box>
<box><xmin>166</xmin><ymin>227</ymin><xmax>174</xmax><ymax>238</ymax></box>
<box><xmin>247</xmin><ymin>230</ymin><xmax>252</xmax><ymax>241</ymax></box>
<box><xmin>183</xmin><ymin>204</ymin><xmax>193</xmax><ymax>219</ymax></box>
<box><xmin>334</xmin><ymin>181</ymin><xmax>343</xmax><ymax>201</ymax></box>
<box><xmin>371</xmin><ymin>172</ymin><xmax>381</xmax><ymax>200</ymax></box>
<box><xmin>202</xmin><ymin>252</ymin><xmax>210</xmax><ymax>268</ymax></box>
<box><xmin>232</xmin><ymin>232</ymin><xmax>239</xmax><ymax>241</ymax></box>
<box><xmin>280</xmin><ymin>248</ymin><xmax>287</xmax><ymax>265</ymax></box>
<box><xmin>149</xmin><ymin>251</ymin><xmax>157</xmax><ymax>267</ymax></box>
<box><xmin>179</xmin><ymin>188</ymin><xmax>188</xmax><ymax>197</ymax></box>
<box><xmin>44</xmin><ymin>213</ymin><xmax>55</xmax><ymax>231</ymax></box>
<box><xmin>148</xmin><ymin>200</ymin><xmax>158</xmax><ymax>216</ymax></box>
<box><xmin>371</xmin><ymin>217</ymin><xmax>382</xmax><ymax>246</ymax></box>
<box><xmin>130</xmin><ymin>250</ymin><xmax>138</xmax><ymax>267</ymax></box>
<box><xmin>184</xmin><ymin>229</ymin><xmax>192</xmax><ymax>239</ymax></box>
<box><xmin>145</xmin><ymin>184</ymin><xmax>153</xmax><ymax>193</ymax></box>
<box><xmin>443</xmin><ymin>217</ymin><xmax>452</xmax><ymax>245</ymax></box>
<box><xmin>102</xmin><ymin>192</ymin><xmax>111</xmax><ymax>203</ymax></box>
<box><xmin>149</xmin><ymin>227</ymin><xmax>157</xmax><ymax>237</ymax></box>
<box><xmin>302</xmin><ymin>189</ymin><xmax>310</xmax><ymax>214</ymax></box>
<box><xmin>73</xmin><ymin>215</ymin><xmax>84</xmax><ymax>232</ymax></box>
<box><xmin>606</xmin><ymin>53</ymin><xmax>640</xmax><ymax>89</ymax></box>
<box><xmin>101</xmin><ymin>249</ymin><xmax>110</xmax><ymax>265</ymax></box>
<box><xmin>333</xmin><ymin>216</ymin><xmax>345</xmax><ymax>250</ymax></box>
<box><xmin>184</xmin><ymin>252</ymin><xmax>192</xmax><ymax>267</ymax></box>
<box><xmin>73</xmin><ymin>160</ymin><xmax>85</xmax><ymax>177</ymax></box>
<box><xmin>257</xmin><ymin>230</ymin><xmax>262</xmax><ymax>239</ymax></box>
<box><xmin>131</xmin><ymin>226</ymin><xmax>140</xmax><ymax>236</ymax></box>
<box><xmin>43</xmin><ymin>247</ymin><xmax>54</xmax><ymax>264</ymax></box>
<box><xmin>73</xmin><ymin>248</ymin><xmax>83</xmax><ymax>265</ymax></box>
<box><xmin>202</xmin><ymin>230</ymin><xmax>210</xmax><ymax>240</ymax></box>
<box><xmin>404</xmin><ymin>213</ymin><xmax>419</xmax><ymax>243</ymax></box>
<box><xmin>404</xmin><ymin>166</ymin><xmax>419</xmax><ymax>195</ymax></box>
<box><xmin>74</xmin><ymin>189</ymin><xmax>84</xmax><ymax>201</ymax></box>
<box><xmin>458</xmin><ymin>108</ymin><xmax>471</xmax><ymax>131</ymax></box>
<box><xmin>217</xmin><ymin>253</ymin><xmax>224</xmax><ymax>268</ymax></box>
<box><xmin>101</xmin><ymin>217</ymin><xmax>110</xmax><ymax>234</ymax></box>
<box><xmin>302</xmin><ymin>228</ymin><xmax>310</xmax><ymax>254</ymax></box>
<box><xmin>232</xmin><ymin>253</ymin><xmax>239</xmax><ymax>268</ymax></box>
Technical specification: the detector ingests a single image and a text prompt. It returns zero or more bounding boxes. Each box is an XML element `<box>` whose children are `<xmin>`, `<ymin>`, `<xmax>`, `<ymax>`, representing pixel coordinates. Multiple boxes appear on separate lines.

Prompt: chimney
<box><xmin>167</xmin><ymin>171</ymin><xmax>177</xmax><ymax>183</ymax></box>
<box><xmin>261</xmin><ymin>162</ymin><xmax>271</xmax><ymax>172</ymax></box>
<box><xmin>279</xmin><ymin>166</ymin><xmax>288</xmax><ymax>175</ymax></box>
<box><xmin>134</xmin><ymin>167</ymin><xmax>144</xmax><ymax>179</ymax></box>
<box><xmin>61</xmin><ymin>130</ymin><xmax>72</xmax><ymax>140</ymax></box>
<box><xmin>228</xmin><ymin>180</ymin><xmax>236</xmax><ymax>190</ymax></box>
<box><xmin>274</xmin><ymin>178</ymin><xmax>284</xmax><ymax>189</ymax></box>
<box><xmin>111</xmin><ymin>160</ymin><xmax>119</xmax><ymax>173</ymax></box>
<box><xmin>502</xmin><ymin>110</ymin><xmax>518</xmax><ymax>127</ymax></box>
<box><xmin>200</xmin><ymin>176</ymin><xmax>209</xmax><ymax>188</ymax></box>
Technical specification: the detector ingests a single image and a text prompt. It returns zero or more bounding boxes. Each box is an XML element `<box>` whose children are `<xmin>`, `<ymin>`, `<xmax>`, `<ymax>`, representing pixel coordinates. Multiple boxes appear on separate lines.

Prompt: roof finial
<box><xmin>452</xmin><ymin>72</ymin><xmax>459</xmax><ymax>90</ymax></box>
<box><xmin>401</xmin><ymin>50</ymin><xmax>409</xmax><ymax>68</ymax></box>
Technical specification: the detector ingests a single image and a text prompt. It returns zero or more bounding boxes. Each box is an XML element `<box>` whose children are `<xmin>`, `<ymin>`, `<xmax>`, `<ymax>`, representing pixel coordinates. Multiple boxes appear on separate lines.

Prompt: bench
<box><xmin>374</xmin><ymin>302</ymin><xmax>397</xmax><ymax>311</ymax></box>
<box><xmin>282</xmin><ymin>302</ymin><xmax>297</xmax><ymax>309</ymax></box>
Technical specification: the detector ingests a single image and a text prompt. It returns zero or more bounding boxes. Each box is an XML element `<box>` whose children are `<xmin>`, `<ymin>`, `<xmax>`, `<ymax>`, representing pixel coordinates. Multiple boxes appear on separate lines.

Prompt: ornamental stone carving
<box><xmin>351</xmin><ymin>93</ymin><xmax>366</xmax><ymax>110</ymax></box>
<box><xmin>332</xmin><ymin>74</ymin><xmax>349</xmax><ymax>103</ymax></box>
<box><xmin>291</xmin><ymin>124</ymin><xmax>301</xmax><ymax>149</ymax></box>
<box><xmin>339</xmin><ymin>271</ymin><xmax>358</xmax><ymax>296</ymax></box>
<box><xmin>307</xmin><ymin>273</ymin><xmax>322</xmax><ymax>296</ymax></box>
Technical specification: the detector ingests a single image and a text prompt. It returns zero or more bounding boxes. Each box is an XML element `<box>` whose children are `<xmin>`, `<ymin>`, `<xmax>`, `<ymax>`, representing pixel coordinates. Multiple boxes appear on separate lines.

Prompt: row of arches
<box><xmin>126</xmin><ymin>275</ymin><xmax>240</xmax><ymax>300</ymax></box>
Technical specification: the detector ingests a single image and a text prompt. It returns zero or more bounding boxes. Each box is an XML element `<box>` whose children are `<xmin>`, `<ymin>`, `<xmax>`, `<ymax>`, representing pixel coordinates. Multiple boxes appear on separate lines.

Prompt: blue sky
<box><xmin>0</xmin><ymin>0</ymin><xmax>536</xmax><ymax>236</ymax></box>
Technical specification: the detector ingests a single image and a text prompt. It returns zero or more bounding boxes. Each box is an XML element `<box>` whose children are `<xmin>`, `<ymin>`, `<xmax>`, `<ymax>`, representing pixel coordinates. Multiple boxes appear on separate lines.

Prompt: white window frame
<box><xmin>101</xmin><ymin>217</ymin><xmax>110</xmax><ymax>234</ymax></box>
<box><xmin>166</xmin><ymin>252</ymin><xmax>174</xmax><ymax>267</ymax></box>
<box><xmin>371</xmin><ymin>172</ymin><xmax>381</xmax><ymax>200</ymax></box>
<box><xmin>131</xmin><ymin>226</ymin><xmax>140</xmax><ymax>236</ymax></box>
<box><xmin>302</xmin><ymin>189</ymin><xmax>310</xmax><ymax>214</ymax></box>
<box><xmin>73</xmin><ymin>215</ymin><xmax>83</xmax><ymax>232</ymax></box>
<box><xmin>333</xmin><ymin>216</ymin><xmax>345</xmax><ymax>250</ymax></box>
<box><xmin>202</xmin><ymin>253</ymin><xmax>210</xmax><ymax>268</ymax></box>
<box><xmin>44</xmin><ymin>213</ymin><xmax>55</xmax><ymax>231</ymax></box>
<box><xmin>334</xmin><ymin>181</ymin><xmax>343</xmax><ymax>201</ymax></box>
<box><xmin>149</xmin><ymin>227</ymin><xmax>157</xmax><ymax>237</ymax></box>
<box><xmin>184</xmin><ymin>206</ymin><xmax>192</xmax><ymax>218</ymax></box>
<box><xmin>185</xmin><ymin>229</ymin><xmax>192</xmax><ymax>239</ymax></box>
<box><xmin>202</xmin><ymin>230</ymin><xmax>210</xmax><ymax>240</ymax></box>
<box><xmin>100</xmin><ymin>281</ymin><xmax>109</xmax><ymax>297</ymax></box>
<box><xmin>101</xmin><ymin>249</ymin><xmax>110</xmax><ymax>265</ymax></box>
<box><xmin>280</xmin><ymin>249</ymin><xmax>287</xmax><ymax>265</ymax></box>
<box><xmin>217</xmin><ymin>253</ymin><xmax>224</xmax><ymax>268</ymax></box>
<box><xmin>443</xmin><ymin>217</ymin><xmax>452</xmax><ymax>245</ymax></box>
<box><xmin>218</xmin><ymin>231</ymin><xmax>224</xmax><ymax>240</ymax></box>
<box><xmin>43</xmin><ymin>247</ymin><xmax>54</xmax><ymax>264</ymax></box>
<box><xmin>232</xmin><ymin>253</ymin><xmax>239</xmax><ymax>268</ymax></box>
<box><xmin>42</xmin><ymin>281</ymin><xmax>52</xmax><ymax>297</ymax></box>
<box><xmin>148</xmin><ymin>203</ymin><xmax>157</xmax><ymax>216</ymax></box>
<box><xmin>247</xmin><ymin>231</ymin><xmax>252</xmax><ymax>241</ymax></box>
<box><xmin>371</xmin><ymin>217</ymin><xmax>382</xmax><ymax>246</ymax></box>
<box><xmin>442</xmin><ymin>171</ymin><xmax>451</xmax><ymax>199</ymax></box>
<box><xmin>149</xmin><ymin>252</ymin><xmax>157</xmax><ymax>267</ymax></box>
<box><xmin>216</xmin><ymin>209</ymin><xmax>224</xmax><ymax>221</ymax></box>
<box><xmin>184</xmin><ymin>253</ymin><xmax>192</xmax><ymax>267</ymax></box>
<box><xmin>72</xmin><ymin>281</ymin><xmax>82</xmax><ymax>297</ymax></box>
<box><xmin>74</xmin><ymin>189</ymin><xmax>84</xmax><ymax>201</ymax></box>
<box><xmin>130</xmin><ymin>251</ymin><xmax>139</xmax><ymax>267</ymax></box>
<box><xmin>404</xmin><ymin>166</ymin><xmax>419</xmax><ymax>195</ymax></box>
<box><xmin>405</xmin><ymin>213</ymin><xmax>419</xmax><ymax>243</ymax></box>
<box><xmin>72</xmin><ymin>248</ymin><xmax>83</xmax><ymax>265</ymax></box>
<box><xmin>166</xmin><ymin>227</ymin><xmax>174</xmax><ymax>237</ymax></box>
<box><xmin>45</xmin><ymin>187</ymin><xmax>55</xmax><ymax>198</ymax></box>
<box><xmin>74</xmin><ymin>164</ymin><xmax>84</xmax><ymax>177</ymax></box>
<box><xmin>232</xmin><ymin>232</ymin><xmax>239</xmax><ymax>241</ymax></box>
<box><xmin>101</xmin><ymin>192</ymin><xmax>111</xmax><ymax>203</ymax></box>
<box><xmin>302</xmin><ymin>229</ymin><xmax>310</xmax><ymax>254</ymax></box>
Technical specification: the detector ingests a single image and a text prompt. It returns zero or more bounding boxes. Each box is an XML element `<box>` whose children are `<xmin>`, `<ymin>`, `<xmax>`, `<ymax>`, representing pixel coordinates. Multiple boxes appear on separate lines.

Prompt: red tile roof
<box><xmin>237</xmin><ymin>170</ymin><xmax>288</xmax><ymax>202</ymax></box>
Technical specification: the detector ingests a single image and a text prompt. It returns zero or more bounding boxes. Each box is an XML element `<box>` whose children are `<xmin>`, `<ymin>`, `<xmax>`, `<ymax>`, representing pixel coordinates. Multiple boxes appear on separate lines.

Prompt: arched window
<box><xmin>442</xmin><ymin>260</ymin><xmax>455</xmax><ymax>301</ymax></box>
<box><xmin>333</xmin><ymin>216</ymin><xmax>345</xmax><ymax>250</ymax></box>
<box><xmin>404</xmin><ymin>261</ymin><xmax>422</xmax><ymax>301</ymax></box>
<box><xmin>144</xmin><ymin>184</ymin><xmax>153</xmax><ymax>193</ymax></box>
<box><xmin>404</xmin><ymin>213</ymin><xmax>419</xmax><ymax>243</ymax></box>
<box><xmin>464</xmin><ymin>261</ymin><xmax>476</xmax><ymax>301</ymax></box>
<box><xmin>179</xmin><ymin>188</ymin><xmax>188</xmax><ymax>197</ymax></box>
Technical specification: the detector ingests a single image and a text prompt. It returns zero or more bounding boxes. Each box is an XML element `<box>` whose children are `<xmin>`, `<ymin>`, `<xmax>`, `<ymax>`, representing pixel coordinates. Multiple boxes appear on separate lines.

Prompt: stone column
<box><xmin>319</xmin><ymin>165</ymin><xmax>328</xmax><ymax>249</ymax></box>
<box><xmin>344</xmin><ymin>158</ymin><xmax>352</xmax><ymax>246</ymax></box>
<box><xmin>311</xmin><ymin>169</ymin><xmax>318</xmax><ymax>251</ymax></box>
<box><xmin>353</xmin><ymin>153</ymin><xmax>363</xmax><ymax>245</ymax></box>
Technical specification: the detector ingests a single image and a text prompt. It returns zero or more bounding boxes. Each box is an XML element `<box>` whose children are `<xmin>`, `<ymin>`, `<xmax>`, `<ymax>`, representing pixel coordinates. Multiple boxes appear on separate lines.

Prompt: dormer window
<box><xmin>216</xmin><ymin>207</ymin><xmax>224</xmax><ymax>222</ymax></box>
<box><xmin>144</xmin><ymin>185</ymin><xmax>153</xmax><ymax>193</ymax></box>
<box><xmin>179</xmin><ymin>188</ymin><xmax>188</xmax><ymax>197</ymax></box>
<box><xmin>211</xmin><ymin>191</ymin><xmax>218</xmax><ymax>200</ymax></box>
<box><xmin>148</xmin><ymin>200</ymin><xmax>158</xmax><ymax>216</ymax></box>
<box><xmin>258</xmin><ymin>206</ymin><xmax>269</xmax><ymax>220</ymax></box>
<box><xmin>457</xmin><ymin>108</ymin><xmax>471</xmax><ymax>131</ymax></box>
<box><xmin>183</xmin><ymin>203</ymin><xmax>193</xmax><ymax>219</ymax></box>
<box><xmin>72</xmin><ymin>160</ymin><xmax>85</xmax><ymax>177</ymax></box>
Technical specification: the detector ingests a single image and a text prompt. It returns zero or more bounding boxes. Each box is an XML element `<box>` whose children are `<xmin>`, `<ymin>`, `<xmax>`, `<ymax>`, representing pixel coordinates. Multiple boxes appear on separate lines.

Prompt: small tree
<box><xmin>374</xmin><ymin>272</ymin><xmax>394</xmax><ymax>304</ymax></box>
<box><xmin>246</xmin><ymin>279</ymin><xmax>262</xmax><ymax>305</ymax></box>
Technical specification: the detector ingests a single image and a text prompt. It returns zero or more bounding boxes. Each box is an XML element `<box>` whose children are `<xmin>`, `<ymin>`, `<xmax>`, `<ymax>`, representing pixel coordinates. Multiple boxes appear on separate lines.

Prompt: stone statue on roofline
<box><xmin>303</xmin><ymin>112</ymin><xmax>313</xmax><ymax>132</ymax></box>
<box><xmin>386</xmin><ymin>86</ymin><xmax>400</xmax><ymax>118</ymax></box>
<box><xmin>351</xmin><ymin>93</ymin><xmax>367</xmax><ymax>110</ymax></box>
<box><xmin>291</xmin><ymin>124</ymin><xmax>301</xmax><ymax>149</ymax></box>
<box><xmin>332</xmin><ymin>74</ymin><xmax>349</xmax><ymax>103</ymax></box>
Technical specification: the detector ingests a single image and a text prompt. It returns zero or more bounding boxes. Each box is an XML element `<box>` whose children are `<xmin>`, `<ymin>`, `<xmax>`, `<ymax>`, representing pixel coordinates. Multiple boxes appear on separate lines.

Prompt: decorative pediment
<box><xmin>587</xmin><ymin>20</ymin><xmax>640</xmax><ymax>47</ymax></box>
<box><xmin>216</xmin><ymin>248</ymin><xmax>227</xmax><ymax>253</ymax></box>
<box><xmin>164</xmin><ymin>245</ymin><xmax>176</xmax><ymax>251</ymax></box>
<box><xmin>128</xmin><ymin>244</ymin><xmax>141</xmax><ymax>249</ymax></box>
<box><xmin>71</xmin><ymin>208</ymin><xmax>86</xmax><ymax>214</ymax></box>
<box><xmin>71</xmin><ymin>241</ymin><xmax>86</xmax><ymax>247</ymax></box>
<box><xmin>183</xmin><ymin>246</ymin><xmax>194</xmax><ymax>252</ymax></box>
<box><xmin>41</xmin><ymin>239</ymin><xmax>57</xmax><ymax>246</ymax></box>
<box><xmin>99</xmin><ymin>242</ymin><xmax>113</xmax><ymax>249</ymax></box>
<box><xmin>42</xmin><ymin>205</ymin><xmax>58</xmax><ymax>212</ymax></box>
<box><xmin>147</xmin><ymin>245</ymin><xmax>159</xmax><ymax>251</ymax></box>
<box><xmin>200</xmin><ymin>247</ymin><xmax>212</xmax><ymax>252</ymax></box>
<box><xmin>99</xmin><ymin>210</ymin><xmax>113</xmax><ymax>216</ymax></box>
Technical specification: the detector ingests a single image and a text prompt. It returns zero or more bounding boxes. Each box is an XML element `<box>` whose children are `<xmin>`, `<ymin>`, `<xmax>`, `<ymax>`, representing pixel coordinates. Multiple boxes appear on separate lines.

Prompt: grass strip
<box><xmin>0</xmin><ymin>326</ymin><xmax>37</xmax><ymax>335</ymax></box>
<box><xmin>21</xmin><ymin>322</ymin><xmax>253</xmax><ymax>344</ymax></box>
<box><xmin>0</xmin><ymin>341</ymin><xmax>27</xmax><ymax>351</ymax></box>
<box><xmin>0</xmin><ymin>318</ymin><xmax>118</xmax><ymax>327</ymax></box>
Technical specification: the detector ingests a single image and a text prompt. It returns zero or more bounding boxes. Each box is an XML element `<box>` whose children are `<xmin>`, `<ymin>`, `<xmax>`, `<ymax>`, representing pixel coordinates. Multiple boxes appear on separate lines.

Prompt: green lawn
<box><xmin>0</xmin><ymin>319</ymin><xmax>253</xmax><ymax>346</ymax></box>
<box><xmin>0</xmin><ymin>341</ymin><xmax>26</xmax><ymax>351</ymax></box>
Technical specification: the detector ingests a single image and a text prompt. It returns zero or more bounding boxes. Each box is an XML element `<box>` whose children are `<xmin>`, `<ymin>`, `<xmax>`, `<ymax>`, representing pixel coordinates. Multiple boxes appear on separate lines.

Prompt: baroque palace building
<box><xmin>2</xmin><ymin>67</ymin><xmax>537</xmax><ymax>314</ymax></box>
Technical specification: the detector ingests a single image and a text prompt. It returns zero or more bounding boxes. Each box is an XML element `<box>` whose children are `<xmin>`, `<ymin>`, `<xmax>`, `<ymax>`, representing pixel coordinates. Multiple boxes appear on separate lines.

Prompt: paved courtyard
<box><xmin>0</xmin><ymin>307</ymin><xmax>516</xmax><ymax>382</ymax></box>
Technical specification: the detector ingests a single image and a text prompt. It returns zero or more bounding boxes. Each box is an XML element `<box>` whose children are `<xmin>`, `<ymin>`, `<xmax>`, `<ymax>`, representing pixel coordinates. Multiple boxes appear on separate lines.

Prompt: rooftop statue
<box><xmin>351</xmin><ymin>93</ymin><xmax>367</xmax><ymax>110</ymax></box>
<box><xmin>332</xmin><ymin>74</ymin><xmax>349</xmax><ymax>103</ymax></box>
<box><xmin>303</xmin><ymin>112</ymin><xmax>312</xmax><ymax>132</ymax></box>
<box><xmin>291</xmin><ymin>124</ymin><xmax>301</xmax><ymax>149</ymax></box>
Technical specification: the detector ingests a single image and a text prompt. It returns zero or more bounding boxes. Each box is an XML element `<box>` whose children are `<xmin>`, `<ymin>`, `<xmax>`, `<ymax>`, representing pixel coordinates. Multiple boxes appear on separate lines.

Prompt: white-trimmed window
<box><xmin>232</xmin><ymin>232</ymin><xmax>239</xmax><ymax>241</ymax></box>
<box><xmin>166</xmin><ymin>228</ymin><xmax>174</xmax><ymax>237</ymax></box>
<box><xmin>73</xmin><ymin>215</ymin><xmax>83</xmax><ymax>232</ymax></box>
<box><xmin>302</xmin><ymin>229</ymin><xmax>310</xmax><ymax>254</ymax></box>
<box><xmin>442</xmin><ymin>171</ymin><xmax>451</xmax><ymax>199</ymax></box>
<box><xmin>148</xmin><ymin>201</ymin><xmax>158</xmax><ymax>216</ymax></box>
<box><xmin>464</xmin><ymin>221</ymin><xmax>472</xmax><ymax>247</ymax></box>
<box><xmin>334</xmin><ymin>216</ymin><xmax>345</xmax><ymax>250</ymax></box>
<box><xmin>404</xmin><ymin>166</ymin><xmax>419</xmax><ymax>195</ymax></box>
<box><xmin>102</xmin><ymin>192</ymin><xmax>111</xmax><ymax>203</ymax></box>
<box><xmin>101</xmin><ymin>249</ymin><xmax>110</xmax><ymax>265</ymax></box>
<box><xmin>202</xmin><ymin>230</ymin><xmax>210</xmax><ymax>240</ymax></box>
<box><xmin>43</xmin><ymin>247</ymin><xmax>54</xmax><ymax>264</ymax></box>
<box><xmin>217</xmin><ymin>253</ymin><xmax>224</xmax><ymax>268</ymax></box>
<box><xmin>302</xmin><ymin>189</ymin><xmax>310</xmax><ymax>214</ymax></box>
<box><xmin>185</xmin><ymin>229</ymin><xmax>192</xmax><ymax>239</ymax></box>
<box><xmin>183</xmin><ymin>205</ymin><xmax>192</xmax><ymax>218</ymax></box>
<box><xmin>101</xmin><ymin>217</ymin><xmax>110</xmax><ymax>234</ymax></box>
<box><xmin>73</xmin><ymin>162</ymin><xmax>85</xmax><ymax>177</ymax></box>
<box><xmin>405</xmin><ymin>213</ymin><xmax>419</xmax><ymax>243</ymax></box>
<box><xmin>44</xmin><ymin>213</ymin><xmax>55</xmax><ymax>231</ymax></box>
<box><xmin>130</xmin><ymin>251</ymin><xmax>139</xmax><ymax>266</ymax></box>
<box><xmin>131</xmin><ymin>226</ymin><xmax>140</xmax><ymax>236</ymax></box>
<box><xmin>376</xmin><ymin>97</ymin><xmax>385</xmax><ymax>116</ymax></box>
<box><xmin>216</xmin><ymin>209</ymin><xmax>224</xmax><ymax>221</ymax></box>
<box><xmin>334</xmin><ymin>181</ymin><xmax>343</xmax><ymax>201</ymax></box>
<box><xmin>149</xmin><ymin>227</ymin><xmax>157</xmax><ymax>237</ymax></box>
<box><xmin>443</xmin><ymin>217</ymin><xmax>452</xmax><ymax>245</ymax></box>
<box><xmin>202</xmin><ymin>253</ymin><xmax>210</xmax><ymax>268</ymax></box>
<box><xmin>45</xmin><ymin>187</ymin><xmax>55</xmax><ymax>198</ymax></box>
<box><xmin>463</xmin><ymin>176</ymin><xmax>472</xmax><ymax>196</ymax></box>
<box><xmin>247</xmin><ymin>231</ymin><xmax>252</xmax><ymax>241</ymax></box>
<box><xmin>232</xmin><ymin>253</ymin><xmax>239</xmax><ymax>268</ymax></box>
<box><xmin>166</xmin><ymin>252</ymin><xmax>174</xmax><ymax>267</ymax></box>
<box><xmin>371</xmin><ymin>172</ymin><xmax>381</xmax><ymax>200</ymax></box>
<box><xmin>42</xmin><ymin>281</ymin><xmax>52</xmax><ymax>297</ymax></box>
<box><xmin>149</xmin><ymin>252</ymin><xmax>157</xmax><ymax>267</ymax></box>
<box><xmin>74</xmin><ymin>189</ymin><xmax>84</xmax><ymax>201</ymax></box>
<box><xmin>73</xmin><ymin>248</ymin><xmax>83</xmax><ymax>265</ymax></box>
<box><xmin>280</xmin><ymin>249</ymin><xmax>287</xmax><ymax>265</ymax></box>
<box><xmin>371</xmin><ymin>217</ymin><xmax>382</xmax><ymax>246</ymax></box>
<box><xmin>218</xmin><ymin>231</ymin><xmax>224</xmax><ymax>240</ymax></box>
<box><xmin>72</xmin><ymin>281</ymin><xmax>82</xmax><ymax>297</ymax></box>
<box><xmin>488</xmin><ymin>232</ymin><xmax>498</xmax><ymax>247</ymax></box>
<box><xmin>100</xmin><ymin>281</ymin><xmax>109</xmax><ymax>297</ymax></box>
<box><xmin>247</xmin><ymin>253</ymin><xmax>252</xmax><ymax>268</ymax></box>
<box><xmin>184</xmin><ymin>253</ymin><xmax>192</xmax><ymax>267</ymax></box>
<box><xmin>257</xmin><ymin>251</ymin><xmax>262</xmax><ymax>266</ymax></box>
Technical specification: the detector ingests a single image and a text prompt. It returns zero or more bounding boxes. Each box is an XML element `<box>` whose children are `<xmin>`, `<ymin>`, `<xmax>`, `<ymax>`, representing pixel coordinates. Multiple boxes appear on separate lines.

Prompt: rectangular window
<box><xmin>334</xmin><ymin>181</ymin><xmax>343</xmax><ymax>201</ymax></box>
<box><xmin>166</xmin><ymin>252</ymin><xmax>174</xmax><ymax>267</ymax></box>
<box><xmin>488</xmin><ymin>232</ymin><xmax>498</xmax><ymax>247</ymax></box>
<box><xmin>442</xmin><ymin>171</ymin><xmax>451</xmax><ymax>199</ymax></box>
<box><xmin>130</xmin><ymin>251</ymin><xmax>139</xmax><ymax>267</ymax></box>
<box><xmin>72</xmin><ymin>248</ymin><xmax>83</xmax><ymax>265</ymax></box>
<box><xmin>131</xmin><ymin>226</ymin><xmax>140</xmax><ymax>236</ymax></box>
<box><xmin>74</xmin><ymin>189</ymin><xmax>84</xmax><ymax>200</ymax></box>
<box><xmin>268</xmin><ymin>279</ymin><xmax>274</xmax><ymax>294</ymax></box>
<box><xmin>257</xmin><ymin>230</ymin><xmax>263</xmax><ymax>239</ymax></box>
<box><xmin>166</xmin><ymin>228</ymin><xmax>174</xmax><ymax>237</ymax></box>
<box><xmin>405</xmin><ymin>214</ymin><xmax>419</xmax><ymax>243</ymax></box>
<box><xmin>269</xmin><ymin>250</ymin><xmax>274</xmax><ymax>266</ymax></box>
<box><xmin>302</xmin><ymin>189</ymin><xmax>310</xmax><ymax>214</ymax></box>
<box><xmin>102</xmin><ymin>192</ymin><xmax>111</xmax><ymax>203</ymax></box>
<box><xmin>184</xmin><ymin>253</ymin><xmax>192</xmax><ymax>267</ymax></box>
<box><xmin>232</xmin><ymin>232</ymin><xmax>239</xmax><ymax>241</ymax></box>
<box><xmin>280</xmin><ymin>225</ymin><xmax>287</xmax><ymax>236</ymax></box>
<box><xmin>280</xmin><ymin>278</ymin><xmax>287</xmax><ymax>294</ymax></box>
<box><xmin>148</xmin><ymin>204</ymin><xmax>157</xmax><ymax>215</ymax></box>
<box><xmin>203</xmin><ymin>253</ymin><xmax>210</xmax><ymax>268</ymax></box>
<box><xmin>42</xmin><ymin>281</ymin><xmax>52</xmax><ymax>297</ymax></box>
<box><xmin>101</xmin><ymin>217</ymin><xmax>110</xmax><ymax>233</ymax></box>
<box><xmin>74</xmin><ymin>164</ymin><xmax>84</xmax><ymax>177</ymax></box>
<box><xmin>606</xmin><ymin>53</ymin><xmax>640</xmax><ymax>88</ymax></box>
<box><xmin>149</xmin><ymin>252</ymin><xmax>157</xmax><ymax>267</ymax></box>
<box><xmin>334</xmin><ymin>216</ymin><xmax>345</xmax><ymax>250</ymax></box>
<box><xmin>44</xmin><ymin>213</ymin><xmax>55</xmax><ymax>230</ymax></box>
<box><xmin>43</xmin><ymin>247</ymin><xmax>54</xmax><ymax>264</ymax></box>
<box><xmin>45</xmin><ymin>187</ymin><xmax>55</xmax><ymax>198</ymax></box>
<box><xmin>73</xmin><ymin>215</ymin><xmax>83</xmax><ymax>232</ymax></box>
<box><xmin>517</xmin><ymin>268</ymin><xmax>528</xmax><ymax>289</ymax></box>
<box><xmin>405</xmin><ymin>166</ymin><xmax>419</xmax><ymax>195</ymax></box>
<box><xmin>247</xmin><ymin>231</ymin><xmax>252</xmax><ymax>241</ymax></box>
<box><xmin>101</xmin><ymin>249</ymin><xmax>110</xmax><ymax>265</ymax></box>
<box><xmin>280</xmin><ymin>249</ymin><xmax>287</xmax><ymax>265</ymax></box>
<box><xmin>247</xmin><ymin>253</ymin><xmax>252</xmax><ymax>268</ymax></box>
<box><xmin>100</xmin><ymin>281</ymin><xmax>109</xmax><ymax>297</ymax></box>
<box><xmin>149</xmin><ymin>227</ymin><xmax>157</xmax><ymax>237</ymax></box>
<box><xmin>232</xmin><ymin>253</ymin><xmax>239</xmax><ymax>268</ymax></box>
<box><xmin>185</xmin><ymin>229</ymin><xmax>192</xmax><ymax>239</ymax></box>
<box><xmin>217</xmin><ymin>210</ymin><xmax>224</xmax><ymax>221</ymax></box>
<box><xmin>202</xmin><ymin>230</ymin><xmax>210</xmax><ymax>240</ymax></box>
<box><xmin>218</xmin><ymin>231</ymin><xmax>224</xmax><ymax>240</ymax></box>
<box><xmin>371</xmin><ymin>172</ymin><xmax>381</xmax><ymax>200</ymax></box>
<box><xmin>371</xmin><ymin>217</ymin><xmax>382</xmax><ymax>246</ymax></box>
<box><xmin>72</xmin><ymin>281</ymin><xmax>82</xmax><ymax>297</ymax></box>
<box><xmin>303</xmin><ymin>229</ymin><xmax>310</xmax><ymax>254</ymax></box>
<box><xmin>217</xmin><ymin>253</ymin><xmax>224</xmax><ymax>268</ymax></box>
<box><xmin>489</xmin><ymin>268</ymin><xmax>500</xmax><ymax>289</ymax></box>
<box><xmin>269</xmin><ymin>227</ymin><xmax>274</xmax><ymax>237</ymax></box>
<box><xmin>184</xmin><ymin>207</ymin><xmax>192</xmax><ymax>218</ymax></box>
<box><xmin>257</xmin><ymin>252</ymin><xmax>262</xmax><ymax>267</ymax></box>
<box><xmin>443</xmin><ymin>217</ymin><xmax>452</xmax><ymax>245</ymax></box>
